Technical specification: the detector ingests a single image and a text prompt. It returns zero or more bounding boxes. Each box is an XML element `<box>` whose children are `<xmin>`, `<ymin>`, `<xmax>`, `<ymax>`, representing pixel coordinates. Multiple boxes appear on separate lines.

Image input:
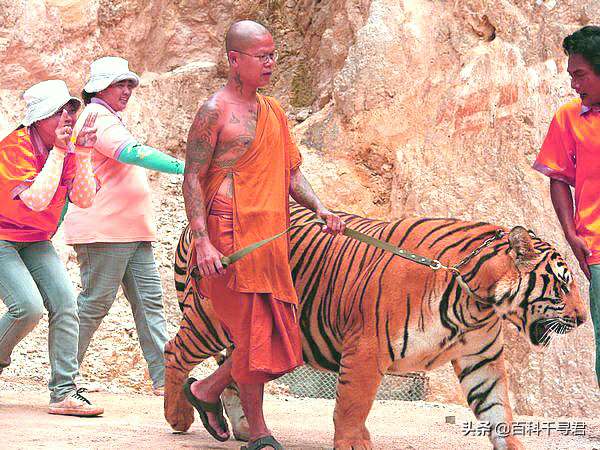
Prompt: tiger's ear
<box><xmin>508</xmin><ymin>226</ymin><xmax>538</xmax><ymax>268</ymax></box>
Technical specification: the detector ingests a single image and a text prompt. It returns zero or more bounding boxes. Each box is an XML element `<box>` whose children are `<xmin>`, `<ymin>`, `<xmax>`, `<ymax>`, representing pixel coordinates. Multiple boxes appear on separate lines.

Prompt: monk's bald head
<box><xmin>225</xmin><ymin>20</ymin><xmax>271</xmax><ymax>53</ymax></box>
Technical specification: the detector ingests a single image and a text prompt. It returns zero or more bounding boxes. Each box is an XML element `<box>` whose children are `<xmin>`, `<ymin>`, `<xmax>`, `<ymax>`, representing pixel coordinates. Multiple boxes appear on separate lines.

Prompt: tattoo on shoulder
<box><xmin>183</xmin><ymin>98</ymin><xmax>222</xmax><ymax>228</ymax></box>
<box><xmin>186</xmin><ymin>100</ymin><xmax>221</xmax><ymax>167</ymax></box>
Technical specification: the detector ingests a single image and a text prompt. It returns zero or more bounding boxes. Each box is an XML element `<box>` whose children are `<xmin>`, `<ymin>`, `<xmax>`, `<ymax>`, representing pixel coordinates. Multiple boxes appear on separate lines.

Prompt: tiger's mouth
<box><xmin>529</xmin><ymin>318</ymin><xmax>575</xmax><ymax>346</ymax></box>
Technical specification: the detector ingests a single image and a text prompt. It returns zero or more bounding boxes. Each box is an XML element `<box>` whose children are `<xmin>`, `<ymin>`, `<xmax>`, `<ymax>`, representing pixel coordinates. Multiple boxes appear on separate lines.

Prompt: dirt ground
<box><xmin>1</xmin><ymin>381</ymin><xmax>600</xmax><ymax>450</ymax></box>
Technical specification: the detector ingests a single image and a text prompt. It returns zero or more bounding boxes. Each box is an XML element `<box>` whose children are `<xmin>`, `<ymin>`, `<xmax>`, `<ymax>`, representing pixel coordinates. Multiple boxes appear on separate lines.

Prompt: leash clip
<box><xmin>429</xmin><ymin>260</ymin><xmax>443</xmax><ymax>270</ymax></box>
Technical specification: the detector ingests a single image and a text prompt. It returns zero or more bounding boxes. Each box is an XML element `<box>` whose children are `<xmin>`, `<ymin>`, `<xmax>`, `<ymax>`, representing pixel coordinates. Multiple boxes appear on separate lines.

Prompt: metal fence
<box><xmin>275</xmin><ymin>365</ymin><xmax>429</xmax><ymax>401</ymax></box>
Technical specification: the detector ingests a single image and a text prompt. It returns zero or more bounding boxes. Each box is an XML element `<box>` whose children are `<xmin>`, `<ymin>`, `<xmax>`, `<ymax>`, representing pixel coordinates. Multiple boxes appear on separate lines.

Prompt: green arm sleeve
<box><xmin>116</xmin><ymin>142</ymin><xmax>184</xmax><ymax>174</ymax></box>
<box><xmin>57</xmin><ymin>198</ymin><xmax>69</xmax><ymax>230</ymax></box>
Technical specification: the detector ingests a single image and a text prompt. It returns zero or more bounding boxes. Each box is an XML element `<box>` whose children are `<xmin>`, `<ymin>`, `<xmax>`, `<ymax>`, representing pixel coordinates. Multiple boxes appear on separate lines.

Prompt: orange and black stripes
<box><xmin>170</xmin><ymin>203</ymin><xmax>572</xmax><ymax>378</ymax></box>
<box><xmin>166</xmin><ymin>204</ymin><xmax>582</xmax><ymax>449</ymax></box>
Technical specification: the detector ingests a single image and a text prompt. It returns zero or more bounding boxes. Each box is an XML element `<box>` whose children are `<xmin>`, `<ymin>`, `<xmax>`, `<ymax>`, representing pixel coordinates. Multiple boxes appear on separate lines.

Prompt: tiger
<box><xmin>164</xmin><ymin>203</ymin><xmax>586</xmax><ymax>450</ymax></box>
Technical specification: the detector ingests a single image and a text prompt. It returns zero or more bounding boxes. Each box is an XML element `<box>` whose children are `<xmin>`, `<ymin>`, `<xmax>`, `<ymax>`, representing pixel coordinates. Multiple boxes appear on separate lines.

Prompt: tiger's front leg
<box><xmin>452</xmin><ymin>345</ymin><xmax>525</xmax><ymax>450</ymax></box>
<box><xmin>333</xmin><ymin>337</ymin><xmax>388</xmax><ymax>450</ymax></box>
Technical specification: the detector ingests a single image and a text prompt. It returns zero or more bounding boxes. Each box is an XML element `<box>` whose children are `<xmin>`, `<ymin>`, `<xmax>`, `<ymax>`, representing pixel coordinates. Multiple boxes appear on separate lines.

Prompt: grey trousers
<box><xmin>0</xmin><ymin>240</ymin><xmax>79</xmax><ymax>402</ymax></box>
<box><xmin>74</xmin><ymin>241</ymin><xmax>168</xmax><ymax>389</ymax></box>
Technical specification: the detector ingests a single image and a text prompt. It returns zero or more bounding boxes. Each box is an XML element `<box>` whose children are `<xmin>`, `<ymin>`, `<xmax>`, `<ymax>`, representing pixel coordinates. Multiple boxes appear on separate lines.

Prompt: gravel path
<box><xmin>1</xmin><ymin>384</ymin><xmax>600</xmax><ymax>449</ymax></box>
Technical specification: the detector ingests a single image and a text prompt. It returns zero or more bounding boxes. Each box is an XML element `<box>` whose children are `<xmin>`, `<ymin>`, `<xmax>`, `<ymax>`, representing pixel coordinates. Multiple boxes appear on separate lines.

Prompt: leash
<box><xmin>190</xmin><ymin>216</ymin><xmax>506</xmax><ymax>306</ymax></box>
<box><xmin>440</xmin><ymin>230</ymin><xmax>506</xmax><ymax>306</ymax></box>
<box><xmin>335</xmin><ymin>223</ymin><xmax>505</xmax><ymax>306</ymax></box>
<box><xmin>193</xmin><ymin>218</ymin><xmax>324</xmax><ymax>271</ymax></box>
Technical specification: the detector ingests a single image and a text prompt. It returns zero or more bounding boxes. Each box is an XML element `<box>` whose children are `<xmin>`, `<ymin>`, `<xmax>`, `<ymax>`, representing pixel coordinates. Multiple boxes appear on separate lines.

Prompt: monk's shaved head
<box><xmin>225</xmin><ymin>20</ymin><xmax>271</xmax><ymax>53</ymax></box>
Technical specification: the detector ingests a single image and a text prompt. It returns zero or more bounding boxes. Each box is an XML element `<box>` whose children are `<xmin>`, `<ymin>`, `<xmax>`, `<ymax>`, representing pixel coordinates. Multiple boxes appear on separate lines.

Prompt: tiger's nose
<box><xmin>575</xmin><ymin>311</ymin><xmax>587</xmax><ymax>327</ymax></box>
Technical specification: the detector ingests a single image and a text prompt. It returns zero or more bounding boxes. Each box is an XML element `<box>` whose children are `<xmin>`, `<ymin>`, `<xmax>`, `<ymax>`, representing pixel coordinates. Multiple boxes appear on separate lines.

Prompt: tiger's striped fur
<box><xmin>164</xmin><ymin>204</ymin><xmax>586</xmax><ymax>450</ymax></box>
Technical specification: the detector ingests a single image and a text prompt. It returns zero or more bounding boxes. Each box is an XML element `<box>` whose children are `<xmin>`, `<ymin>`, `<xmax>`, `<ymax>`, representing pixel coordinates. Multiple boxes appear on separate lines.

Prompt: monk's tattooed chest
<box><xmin>214</xmin><ymin>108</ymin><xmax>258</xmax><ymax>168</ymax></box>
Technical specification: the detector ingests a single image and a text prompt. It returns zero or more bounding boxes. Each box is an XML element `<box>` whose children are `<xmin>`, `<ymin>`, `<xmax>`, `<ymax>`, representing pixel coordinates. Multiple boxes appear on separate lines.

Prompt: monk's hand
<box><xmin>317</xmin><ymin>208</ymin><xmax>346</xmax><ymax>235</ymax></box>
<box><xmin>566</xmin><ymin>233</ymin><xmax>591</xmax><ymax>280</ymax></box>
<box><xmin>195</xmin><ymin>237</ymin><xmax>226</xmax><ymax>278</ymax></box>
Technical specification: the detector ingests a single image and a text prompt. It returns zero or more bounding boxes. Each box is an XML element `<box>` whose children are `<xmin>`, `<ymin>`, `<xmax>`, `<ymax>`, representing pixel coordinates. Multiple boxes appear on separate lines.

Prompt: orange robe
<box><xmin>189</xmin><ymin>94</ymin><xmax>303</xmax><ymax>383</ymax></box>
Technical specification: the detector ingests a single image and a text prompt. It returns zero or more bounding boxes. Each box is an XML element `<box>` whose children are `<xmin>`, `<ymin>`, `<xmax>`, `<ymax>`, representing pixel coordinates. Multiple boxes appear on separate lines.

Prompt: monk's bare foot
<box><xmin>190</xmin><ymin>379</ymin><xmax>230</xmax><ymax>440</ymax></box>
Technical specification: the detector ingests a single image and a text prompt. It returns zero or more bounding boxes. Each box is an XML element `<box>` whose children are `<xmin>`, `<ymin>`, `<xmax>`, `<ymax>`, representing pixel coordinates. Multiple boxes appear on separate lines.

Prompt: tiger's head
<box><xmin>473</xmin><ymin>226</ymin><xmax>587</xmax><ymax>347</ymax></box>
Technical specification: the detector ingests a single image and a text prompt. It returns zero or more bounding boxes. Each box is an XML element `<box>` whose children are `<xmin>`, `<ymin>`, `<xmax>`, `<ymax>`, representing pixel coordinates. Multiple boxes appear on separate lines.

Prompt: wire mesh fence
<box><xmin>275</xmin><ymin>365</ymin><xmax>429</xmax><ymax>401</ymax></box>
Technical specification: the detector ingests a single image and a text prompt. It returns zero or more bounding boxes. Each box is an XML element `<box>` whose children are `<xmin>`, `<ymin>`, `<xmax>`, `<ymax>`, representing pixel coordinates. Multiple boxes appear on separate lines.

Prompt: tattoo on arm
<box><xmin>183</xmin><ymin>99</ymin><xmax>221</xmax><ymax>239</ymax></box>
<box><xmin>289</xmin><ymin>169</ymin><xmax>325</xmax><ymax>213</ymax></box>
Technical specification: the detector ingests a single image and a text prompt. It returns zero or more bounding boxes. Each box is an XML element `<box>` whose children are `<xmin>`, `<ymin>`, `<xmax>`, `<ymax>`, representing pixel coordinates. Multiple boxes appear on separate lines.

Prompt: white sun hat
<box><xmin>21</xmin><ymin>80</ymin><xmax>82</xmax><ymax>127</ymax></box>
<box><xmin>83</xmin><ymin>56</ymin><xmax>140</xmax><ymax>94</ymax></box>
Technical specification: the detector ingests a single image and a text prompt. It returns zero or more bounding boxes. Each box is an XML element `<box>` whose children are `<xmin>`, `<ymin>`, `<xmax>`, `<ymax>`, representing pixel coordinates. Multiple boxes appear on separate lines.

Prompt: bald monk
<box><xmin>182</xmin><ymin>20</ymin><xmax>345</xmax><ymax>449</ymax></box>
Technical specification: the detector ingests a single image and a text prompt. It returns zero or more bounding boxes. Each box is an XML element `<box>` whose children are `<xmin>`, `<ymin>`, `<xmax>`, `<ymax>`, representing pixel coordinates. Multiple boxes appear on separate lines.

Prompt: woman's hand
<box><xmin>75</xmin><ymin>112</ymin><xmax>98</xmax><ymax>149</ymax></box>
<box><xmin>54</xmin><ymin>110</ymin><xmax>72</xmax><ymax>150</ymax></box>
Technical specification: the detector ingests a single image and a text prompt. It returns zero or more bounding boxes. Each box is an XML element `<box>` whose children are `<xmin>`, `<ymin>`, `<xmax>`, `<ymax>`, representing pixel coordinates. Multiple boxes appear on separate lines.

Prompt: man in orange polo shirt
<box><xmin>533</xmin><ymin>25</ymin><xmax>600</xmax><ymax>387</ymax></box>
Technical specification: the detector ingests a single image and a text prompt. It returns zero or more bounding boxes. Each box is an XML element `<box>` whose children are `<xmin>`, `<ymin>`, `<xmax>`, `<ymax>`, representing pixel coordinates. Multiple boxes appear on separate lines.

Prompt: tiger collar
<box><xmin>439</xmin><ymin>229</ymin><xmax>506</xmax><ymax>307</ymax></box>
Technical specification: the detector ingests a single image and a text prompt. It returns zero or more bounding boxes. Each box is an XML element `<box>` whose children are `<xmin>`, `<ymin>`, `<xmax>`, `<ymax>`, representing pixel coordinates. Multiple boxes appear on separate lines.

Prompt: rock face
<box><xmin>313</xmin><ymin>0</ymin><xmax>600</xmax><ymax>418</ymax></box>
<box><xmin>1</xmin><ymin>0</ymin><xmax>599</xmax><ymax>417</ymax></box>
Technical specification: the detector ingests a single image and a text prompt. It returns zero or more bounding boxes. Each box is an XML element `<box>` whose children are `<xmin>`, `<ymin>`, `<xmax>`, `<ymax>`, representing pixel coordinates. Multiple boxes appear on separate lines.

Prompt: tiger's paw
<box><xmin>221</xmin><ymin>385</ymin><xmax>250</xmax><ymax>441</ymax></box>
<box><xmin>164</xmin><ymin>365</ymin><xmax>194</xmax><ymax>432</ymax></box>
<box><xmin>334</xmin><ymin>438</ymin><xmax>373</xmax><ymax>450</ymax></box>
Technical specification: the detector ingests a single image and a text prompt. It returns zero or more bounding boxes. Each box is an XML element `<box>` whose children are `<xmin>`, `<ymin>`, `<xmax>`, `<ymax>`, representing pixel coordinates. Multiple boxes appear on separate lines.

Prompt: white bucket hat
<box><xmin>83</xmin><ymin>56</ymin><xmax>140</xmax><ymax>94</ymax></box>
<box><xmin>21</xmin><ymin>80</ymin><xmax>81</xmax><ymax>127</ymax></box>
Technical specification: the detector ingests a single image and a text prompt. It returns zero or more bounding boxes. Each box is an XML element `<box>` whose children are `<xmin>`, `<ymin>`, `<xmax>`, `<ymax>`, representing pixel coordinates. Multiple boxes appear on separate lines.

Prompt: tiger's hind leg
<box><xmin>333</xmin><ymin>337</ymin><xmax>387</xmax><ymax>450</ymax></box>
<box><xmin>164</xmin><ymin>288</ymin><xmax>231</xmax><ymax>432</ymax></box>
<box><xmin>217</xmin><ymin>349</ymin><xmax>251</xmax><ymax>441</ymax></box>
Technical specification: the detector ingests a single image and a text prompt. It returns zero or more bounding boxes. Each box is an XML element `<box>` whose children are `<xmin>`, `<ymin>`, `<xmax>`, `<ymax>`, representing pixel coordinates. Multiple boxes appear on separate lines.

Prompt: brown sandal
<box><xmin>240</xmin><ymin>435</ymin><xmax>284</xmax><ymax>450</ymax></box>
<box><xmin>183</xmin><ymin>377</ymin><xmax>230</xmax><ymax>442</ymax></box>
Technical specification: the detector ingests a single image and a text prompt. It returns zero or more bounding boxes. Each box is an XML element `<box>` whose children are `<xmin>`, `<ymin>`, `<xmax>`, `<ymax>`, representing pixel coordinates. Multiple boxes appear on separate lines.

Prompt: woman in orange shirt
<box><xmin>0</xmin><ymin>80</ymin><xmax>102</xmax><ymax>416</ymax></box>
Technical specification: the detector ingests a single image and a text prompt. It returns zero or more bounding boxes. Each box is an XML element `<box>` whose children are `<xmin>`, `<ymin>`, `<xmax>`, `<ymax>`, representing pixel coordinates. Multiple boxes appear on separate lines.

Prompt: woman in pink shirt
<box><xmin>63</xmin><ymin>57</ymin><xmax>184</xmax><ymax>395</ymax></box>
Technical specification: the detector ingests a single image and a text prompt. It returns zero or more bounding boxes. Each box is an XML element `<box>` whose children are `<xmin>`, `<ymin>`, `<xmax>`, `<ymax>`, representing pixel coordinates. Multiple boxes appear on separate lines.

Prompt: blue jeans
<box><xmin>588</xmin><ymin>265</ymin><xmax>600</xmax><ymax>386</ymax></box>
<box><xmin>74</xmin><ymin>242</ymin><xmax>168</xmax><ymax>388</ymax></box>
<box><xmin>0</xmin><ymin>240</ymin><xmax>79</xmax><ymax>402</ymax></box>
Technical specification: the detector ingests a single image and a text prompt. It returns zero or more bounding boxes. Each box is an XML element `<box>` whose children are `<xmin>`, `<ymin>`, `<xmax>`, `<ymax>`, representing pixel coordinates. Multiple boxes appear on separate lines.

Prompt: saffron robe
<box><xmin>197</xmin><ymin>94</ymin><xmax>302</xmax><ymax>304</ymax></box>
<box><xmin>188</xmin><ymin>94</ymin><xmax>304</xmax><ymax>382</ymax></box>
<box><xmin>199</xmin><ymin>195</ymin><xmax>303</xmax><ymax>383</ymax></box>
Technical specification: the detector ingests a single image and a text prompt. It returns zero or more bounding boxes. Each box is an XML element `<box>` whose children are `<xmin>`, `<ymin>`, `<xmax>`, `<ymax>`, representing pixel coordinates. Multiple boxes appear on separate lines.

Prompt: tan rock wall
<box><xmin>1</xmin><ymin>0</ymin><xmax>598</xmax><ymax>417</ymax></box>
<box><xmin>308</xmin><ymin>0</ymin><xmax>600</xmax><ymax>417</ymax></box>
